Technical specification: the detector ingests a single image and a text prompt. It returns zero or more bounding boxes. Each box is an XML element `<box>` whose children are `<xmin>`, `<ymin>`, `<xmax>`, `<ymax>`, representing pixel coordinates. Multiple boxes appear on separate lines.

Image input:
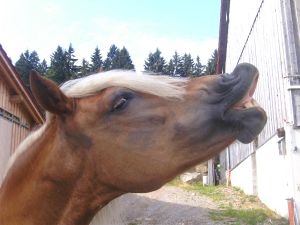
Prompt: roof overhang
<box><xmin>0</xmin><ymin>44</ymin><xmax>44</xmax><ymax>124</ymax></box>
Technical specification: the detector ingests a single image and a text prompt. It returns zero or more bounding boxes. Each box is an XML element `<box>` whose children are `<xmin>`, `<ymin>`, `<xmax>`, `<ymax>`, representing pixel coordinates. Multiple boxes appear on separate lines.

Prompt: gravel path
<box><xmin>92</xmin><ymin>185</ymin><xmax>223</xmax><ymax>225</ymax></box>
<box><xmin>123</xmin><ymin>186</ymin><xmax>223</xmax><ymax>225</ymax></box>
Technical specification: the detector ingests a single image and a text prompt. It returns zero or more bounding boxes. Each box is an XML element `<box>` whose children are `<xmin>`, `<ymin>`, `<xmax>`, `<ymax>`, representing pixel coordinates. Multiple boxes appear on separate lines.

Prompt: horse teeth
<box><xmin>253</xmin><ymin>99</ymin><xmax>260</xmax><ymax>107</ymax></box>
<box><xmin>244</xmin><ymin>101</ymin><xmax>253</xmax><ymax>108</ymax></box>
<box><xmin>244</xmin><ymin>99</ymin><xmax>260</xmax><ymax>108</ymax></box>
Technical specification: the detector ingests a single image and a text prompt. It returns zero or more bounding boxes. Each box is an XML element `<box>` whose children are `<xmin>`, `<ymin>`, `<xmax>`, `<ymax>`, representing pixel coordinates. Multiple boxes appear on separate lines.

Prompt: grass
<box><xmin>210</xmin><ymin>208</ymin><xmax>274</xmax><ymax>225</ymax></box>
<box><xmin>169</xmin><ymin>178</ymin><xmax>289</xmax><ymax>225</ymax></box>
<box><xmin>168</xmin><ymin>178</ymin><xmax>226</xmax><ymax>202</ymax></box>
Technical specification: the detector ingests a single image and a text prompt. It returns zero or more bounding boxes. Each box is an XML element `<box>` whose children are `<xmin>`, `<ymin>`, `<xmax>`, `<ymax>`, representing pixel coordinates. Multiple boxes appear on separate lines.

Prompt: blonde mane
<box><xmin>2</xmin><ymin>70</ymin><xmax>187</xmax><ymax>182</ymax></box>
<box><xmin>61</xmin><ymin>70</ymin><xmax>186</xmax><ymax>99</ymax></box>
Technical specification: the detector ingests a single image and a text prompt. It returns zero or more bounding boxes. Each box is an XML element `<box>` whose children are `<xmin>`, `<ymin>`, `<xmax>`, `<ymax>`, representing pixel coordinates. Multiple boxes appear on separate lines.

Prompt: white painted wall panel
<box><xmin>226</xmin><ymin>0</ymin><xmax>263</xmax><ymax>68</ymax></box>
<box><xmin>285</xmin><ymin>128</ymin><xmax>300</xmax><ymax>221</ymax></box>
<box><xmin>230</xmin><ymin>155</ymin><xmax>255</xmax><ymax>195</ymax></box>
<box><xmin>225</xmin><ymin>0</ymin><xmax>288</xmax><ymax>168</ymax></box>
<box><xmin>256</xmin><ymin>135</ymin><xmax>290</xmax><ymax>217</ymax></box>
<box><xmin>225</xmin><ymin>0</ymin><xmax>300</xmax><ymax>220</ymax></box>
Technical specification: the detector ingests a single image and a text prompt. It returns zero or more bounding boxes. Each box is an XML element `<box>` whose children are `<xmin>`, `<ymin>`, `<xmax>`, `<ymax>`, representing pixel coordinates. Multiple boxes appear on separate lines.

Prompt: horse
<box><xmin>0</xmin><ymin>63</ymin><xmax>267</xmax><ymax>225</ymax></box>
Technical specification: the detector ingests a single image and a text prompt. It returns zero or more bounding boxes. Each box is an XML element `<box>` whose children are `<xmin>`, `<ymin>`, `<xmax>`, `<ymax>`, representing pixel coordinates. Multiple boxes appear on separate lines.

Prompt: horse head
<box><xmin>0</xmin><ymin>63</ymin><xmax>267</xmax><ymax>225</ymax></box>
<box><xmin>30</xmin><ymin>63</ymin><xmax>266</xmax><ymax>193</ymax></box>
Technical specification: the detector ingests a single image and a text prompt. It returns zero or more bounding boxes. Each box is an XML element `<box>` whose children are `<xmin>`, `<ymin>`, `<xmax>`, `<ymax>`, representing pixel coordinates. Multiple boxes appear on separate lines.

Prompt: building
<box><xmin>0</xmin><ymin>44</ymin><xmax>44</xmax><ymax>181</ymax></box>
<box><xmin>217</xmin><ymin>0</ymin><xmax>300</xmax><ymax>221</ymax></box>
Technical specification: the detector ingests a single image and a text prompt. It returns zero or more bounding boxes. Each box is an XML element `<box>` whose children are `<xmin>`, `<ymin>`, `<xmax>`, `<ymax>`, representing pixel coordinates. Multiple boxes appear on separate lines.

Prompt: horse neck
<box><xmin>0</xmin><ymin>120</ymin><xmax>122</xmax><ymax>225</ymax></box>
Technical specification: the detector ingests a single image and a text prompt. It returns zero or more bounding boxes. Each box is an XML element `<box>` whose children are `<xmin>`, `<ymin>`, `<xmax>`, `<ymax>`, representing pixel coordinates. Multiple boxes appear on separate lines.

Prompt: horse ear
<box><xmin>30</xmin><ymin>70</ymin><xmax>73</xmax><ymax>115</ymax></box>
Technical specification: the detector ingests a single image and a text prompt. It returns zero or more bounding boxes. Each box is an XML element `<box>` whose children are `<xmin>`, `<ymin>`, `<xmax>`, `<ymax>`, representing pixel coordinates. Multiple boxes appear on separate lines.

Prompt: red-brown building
<box><xmin>0</xmin><ymin>44</ymin><xmax>44</xmax><ymax>179</ymax></box>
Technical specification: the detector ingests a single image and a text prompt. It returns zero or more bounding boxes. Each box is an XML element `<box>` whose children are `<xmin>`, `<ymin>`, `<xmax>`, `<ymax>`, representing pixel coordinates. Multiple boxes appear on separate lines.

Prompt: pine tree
<box><xmin>78</xmin><ymin>58</ymin><xmax>91</xmax><ymax>77</ymax></box>
<box><xmin>166</xmin><ymin>59</ymin><xmax>175</xmax><ymax>76</ymax></box>
<box><xmin>103</xmin><ymin>44</ymin><xmax>119</xmax><ymax>71</ymax></box>
<box><xmin>15</xmin><ymin>50</ymin><xmax>42</xmax><ymax>87</ymax></box>
<box><xmin>90</xmin><ymin>46</ymin><xmax>103</xmax><ymax>73</ymax></box>
<box><xmin>38</xmin><ymin>59</ymin><xmax>48</xmax><ymax>75</ymax></box>
<box><xmin>144</xmin><ymin>48</ymin><xmax>166</xmax><ymax>74</ymax></box>
<box><xmin>181</xmin><ymin>53</ymin><xmax>194</xmax><ymax>77</ymax></box>
<box><xmin>15</xmin><ymin>51</ymin><xmax>31</xmax><ymax>87</ymax></box>
<box><xmin>29</xmin><ymin>51</ymin><xmax>40</xmax><ymax>70</ymax></box>
<box><xmin>47</xmin><ymin>44</ymin><xmax>79</xmax><ymax>84</ymax></box>
<box><xmin>192</xmin><ymin>56</ymin><xmax>204</xmax><ymax>77</ymax></box>
<box><xmin>172</xmin><ymin>51</ymin><xmax>183</xmax><ymax>76</ymax></box>
<box><xmin>65</xmin><ymin>44</ymin><xmax>79</xmax><ymax>79</ymax></box>
<box><xmin>205</xmin><ymin>49</ymin><xmax>218</xmax><ymax>75</ymax></box>
<box><xmin>47</xmin><ymin>46</ymin><xmax>68</xmax><ymax>84</ymax></box>
<box><xmin>116</xmin><ymin>47</ymin><xmax>135</xmax><ymax>70</ymax></box>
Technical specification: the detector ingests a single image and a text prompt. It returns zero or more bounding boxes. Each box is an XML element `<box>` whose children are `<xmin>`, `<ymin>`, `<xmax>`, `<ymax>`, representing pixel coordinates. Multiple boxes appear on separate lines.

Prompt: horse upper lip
<box><xmin>231</xmin><ymin>72</ymin><xmax>259</xmax><ymax>110</ymax></box>
<box><xmin>229</xmin><ymin>63</ymin><xmax>260</xmax><ymax>110</ymax></box>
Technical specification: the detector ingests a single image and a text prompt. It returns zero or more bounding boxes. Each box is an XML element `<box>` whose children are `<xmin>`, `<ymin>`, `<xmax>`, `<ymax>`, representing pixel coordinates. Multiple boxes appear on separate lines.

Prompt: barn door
<box><xmin>0</xmin><ymin>117</ymin><xmax>13</xmax><ymax>184</ymax></box>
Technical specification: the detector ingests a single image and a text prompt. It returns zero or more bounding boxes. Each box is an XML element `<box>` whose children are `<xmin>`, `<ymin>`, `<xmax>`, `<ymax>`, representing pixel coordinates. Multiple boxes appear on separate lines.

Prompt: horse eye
<box><xmin>112</xmin><ymin>97</ymin><xmax>128</xmax><ymax>112</ymax></box>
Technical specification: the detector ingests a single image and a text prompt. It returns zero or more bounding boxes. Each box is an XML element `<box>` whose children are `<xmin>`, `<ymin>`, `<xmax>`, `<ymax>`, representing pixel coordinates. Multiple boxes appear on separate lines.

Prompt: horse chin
<box><xmin>226</xmin><ymin>106</ymin><xmax>267</xmax><ymax>144</ymax></box>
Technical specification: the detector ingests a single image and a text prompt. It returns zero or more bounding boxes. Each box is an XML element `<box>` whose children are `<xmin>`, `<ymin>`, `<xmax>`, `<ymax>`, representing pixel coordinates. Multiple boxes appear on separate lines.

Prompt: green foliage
<box><xmin>90</xmin><ymin>46</ymin><xmax>103</xmax><ymax>73</ymax></box>
<box><xmin>38</xmin><ymin>59</ymin><xmax>48</xmax><ymax>75</ymax></box>
<box><xmin>115</xmin><ymin>47</ymin><xmax>135</xmax><ymax>70</ymax></box>
<box><xmin>15</xmin><ymin>43</ymin><xmax>216</xmax><ymax>85</ymax></box>
<box><xmin>65</xmin><ymin>44</ymin><xmax>79</xmax><ymax>77</ymax></box>
<box><xmin>192</xmin><ymin>56</ymin><xmax>204</xmax><ymax>77</ymax></box>
<box><xmin>165</xmin><ymin>59</ymin><xmax>175</xmax><ymax>76</ymax></box>
<box><xmin>78</xmin><ymin>58</ymin><xmax>91</xmax><ymax>78</ymax></box>
<box><xmin>209</xmin><ymin>208</ymin><xmax>273</xmax><ymax>225</ymax></box>
<box><xmin>181</xmin><ymin>53</ymin><xmax>194</xmax><ymax>77</ymax></box>
<box><xmin>103</xmin><ymin>44</ymin><xmax>119</xmax><ymax>71</ymax></box>
<box><xmin>147</xmin><ymin>50</ymin><xmax>204</xmax><ymax>77</ymax></box>
<box><xmin>168</xmin><ymin>178</ymin><xmax>225</xmax><ymax>201</ymax></box>
<box><xmin>15</xmin><ymin>50</ymin><xmax>47</xmax><ymax>88</ymax></box>
<box><xmin>144</xmin><ymin>48</ymin><xmax>166</xmax><ymax>74</ymax></box>
<box><xmin>172</xmin><ymin>51</ymin><xmax>183</xmax><ymax>76</ymax></box>
<box><xmin>103</xmin><ymin>45</ymin><xmax>135</xmax><ymax>71</ymax></box>
<box><xmin>46</xmin><ymin>46</ymin><xmax>68</xmax><ymax>84</ymax></box>
<box><xmin>169</xmin><ymin>179</ymin><xmax>288</xmax><ymax>225</ymax></box>
<box><xmin>204</xmin><ymin>49</ymin><xmax>218</xmax><ymax>75</ymax></box>
<box><xmin>47</xmin><ymin>44</ymin><xmax>79</xmax><ymax>84</ymax></box>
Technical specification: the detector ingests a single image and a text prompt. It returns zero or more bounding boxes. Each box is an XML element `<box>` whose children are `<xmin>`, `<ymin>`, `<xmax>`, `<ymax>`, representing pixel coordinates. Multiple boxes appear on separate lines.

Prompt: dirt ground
<box><xmin>91</xmin><ymin>184</ymin><xmax>287</xmax><ymax>225</ymax></box>
<box><xmin>112</xmin><ymin>186</ymin><xmax>224</xmax><ymax>225</ymax></box>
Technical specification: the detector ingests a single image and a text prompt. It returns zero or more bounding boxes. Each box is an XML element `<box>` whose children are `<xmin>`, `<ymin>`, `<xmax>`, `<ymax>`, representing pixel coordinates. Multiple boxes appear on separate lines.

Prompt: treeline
<box><xmin>14</xmin><ymin>43</ymin><xmax>217</xmax><ymax>87</ymax></box>
<box><xmin>15</xmin><ymin>44</ymin><xmax>134</xmax><ymax>87</ymax></box>
<box><xmin>144</xmin><ymin>48</ymin><xmax>217</xmax><ymax>77</ymax></box>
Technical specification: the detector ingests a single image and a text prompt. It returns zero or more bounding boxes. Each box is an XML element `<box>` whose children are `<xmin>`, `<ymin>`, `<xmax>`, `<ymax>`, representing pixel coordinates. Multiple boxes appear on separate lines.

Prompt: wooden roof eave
<box><xmin>0</xmin><ymin>48</ymin><xmax>44</xmax><ymax>124</ymax></box>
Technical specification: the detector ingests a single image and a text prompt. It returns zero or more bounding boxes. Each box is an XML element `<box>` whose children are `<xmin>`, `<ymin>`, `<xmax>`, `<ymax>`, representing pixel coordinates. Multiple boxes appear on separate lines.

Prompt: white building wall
<box><xmin>230</xmin><ymin>155</ymin><xmax>255</xmax><ymax>195</ymax></box>
<box><xmin>230</xmin><ymin>131</ymin><xmax>300</xmax><ymax>218</ymax></box>
<box><xmin>224</xmin><ymin>0</ymin><xmax>300</xmax><ymax>221</ymax></box>
<box><xmin>255</xmin><ymin>135</ymin><xmax>290</xmax><ymax>217</ymax></box>
<box><xmin>285</xmin><ymin>127</ymin><xmax>300</xmax><ymax>221</ymax></box>
<box><xmin>226</xmin><ymin>0</ymin><xmax>288</xmax><ymax>146</ymax></box>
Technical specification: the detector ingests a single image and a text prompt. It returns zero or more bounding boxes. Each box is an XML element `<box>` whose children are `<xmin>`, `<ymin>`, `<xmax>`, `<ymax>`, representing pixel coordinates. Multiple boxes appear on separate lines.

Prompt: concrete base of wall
<box><xmin>230</xmin><ymin>130</ymin><xmax>300</xmax><ymax>220</ymax></box>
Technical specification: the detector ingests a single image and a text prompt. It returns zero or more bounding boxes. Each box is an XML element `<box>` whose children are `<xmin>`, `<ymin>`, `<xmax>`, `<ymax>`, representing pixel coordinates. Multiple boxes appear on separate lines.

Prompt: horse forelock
<box><xmin>2</xmin><ymin>70</ymin><xmax>186</xmax><ymax>184</ymax></box>
<box><xmin>61</xmin><ymin>70</ymin><xmax>187</xmax><ymax>99</ymax></box>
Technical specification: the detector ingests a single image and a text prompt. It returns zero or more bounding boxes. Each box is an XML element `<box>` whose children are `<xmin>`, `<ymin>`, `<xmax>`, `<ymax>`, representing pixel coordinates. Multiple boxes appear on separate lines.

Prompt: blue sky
<box><xmin>0</xmin><ymin>0</ymin><xmax>220</xmax><ymax>71</ymax></box>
